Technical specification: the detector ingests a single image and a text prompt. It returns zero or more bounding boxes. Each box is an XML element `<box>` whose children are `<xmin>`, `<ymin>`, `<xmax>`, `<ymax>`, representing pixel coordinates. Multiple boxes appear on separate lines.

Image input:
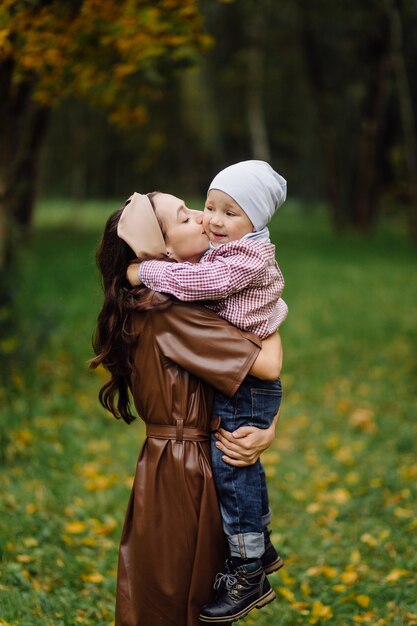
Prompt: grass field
<box><xmin>0</xmin><ymin>198</ymin><xmax>416</xmax><ymax>625</ymax></box>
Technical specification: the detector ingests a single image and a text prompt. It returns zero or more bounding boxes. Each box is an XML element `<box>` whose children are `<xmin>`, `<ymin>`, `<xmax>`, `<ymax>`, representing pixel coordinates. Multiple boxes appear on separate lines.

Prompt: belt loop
<box><xmin>176</xmin><ymin>419</ymin><xmax>184</xmax><ymax>443</ymax></box>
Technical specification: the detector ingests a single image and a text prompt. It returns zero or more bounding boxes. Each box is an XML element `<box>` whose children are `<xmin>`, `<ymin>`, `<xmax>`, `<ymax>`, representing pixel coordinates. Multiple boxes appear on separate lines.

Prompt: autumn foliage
<box><xmin>0</xmin><ymin>0</ymin><xmax>211</xmax><ymax>269</ymax></box>
<box><xmin>0</xmin><ymin>0</ymin><xmax>211</xmax><ymax>125</ymax></box>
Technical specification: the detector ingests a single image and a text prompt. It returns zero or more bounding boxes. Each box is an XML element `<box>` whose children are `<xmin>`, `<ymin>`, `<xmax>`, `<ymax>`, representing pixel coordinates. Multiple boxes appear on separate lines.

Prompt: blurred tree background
<box><xmin>1</xmin><ymin>0</ymin><xmax>417</xmax><ymax>255</ymax></box>
<box><xmin>1</xmin><ymin>2</ymin><xmax>417</xmax><ymax>624</ymax></box>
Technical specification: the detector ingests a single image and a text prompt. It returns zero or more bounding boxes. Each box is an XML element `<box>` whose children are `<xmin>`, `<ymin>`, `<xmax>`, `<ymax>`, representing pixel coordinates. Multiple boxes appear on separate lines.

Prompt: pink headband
<box><xmin>117</xmin><ymin>192</ymin><xmax>167</xmax><ymax>260</ymax></box>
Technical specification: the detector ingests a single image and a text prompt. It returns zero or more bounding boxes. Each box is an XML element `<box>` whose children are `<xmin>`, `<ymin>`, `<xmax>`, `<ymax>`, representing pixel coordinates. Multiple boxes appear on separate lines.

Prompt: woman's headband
<box><xmin>117</xmin><ymin>192</ymin><xmax>167</xmax><ymax>260</ymax></box>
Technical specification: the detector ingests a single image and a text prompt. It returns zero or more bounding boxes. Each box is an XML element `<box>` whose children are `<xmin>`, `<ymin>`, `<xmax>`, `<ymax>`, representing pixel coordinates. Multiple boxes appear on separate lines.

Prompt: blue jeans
<box><xmin>211</xmin><ymin>376</ymin><xmax>282</xmax><ymax>559</ymax></box>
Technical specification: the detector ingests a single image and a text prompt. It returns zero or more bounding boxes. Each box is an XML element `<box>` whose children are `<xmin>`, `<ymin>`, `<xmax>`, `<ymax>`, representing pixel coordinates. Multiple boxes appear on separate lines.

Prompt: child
<box><xmin>134</xmin><ymin>160</ymin><xmax>287</xmax><ymax>623</ymax></box>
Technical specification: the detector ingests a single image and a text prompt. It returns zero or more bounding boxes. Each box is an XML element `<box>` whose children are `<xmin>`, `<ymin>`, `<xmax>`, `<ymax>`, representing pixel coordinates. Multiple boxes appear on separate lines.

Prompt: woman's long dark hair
<box><xmin>90</xmin><ymin>193</ymin><xmax>172</xmax><ymax>423</ymax></box>
<box><xmin>89</xmin><ymin>206</ymin><xmax>139</xmax><ymax>423</ymax></box>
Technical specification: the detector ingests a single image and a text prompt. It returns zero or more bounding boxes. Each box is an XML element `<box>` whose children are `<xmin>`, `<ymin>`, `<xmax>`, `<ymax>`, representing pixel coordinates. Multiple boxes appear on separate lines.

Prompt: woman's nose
<box><xmin>189</xmin><ymin>209</ymin><xmax>203</xmax><ymax>223</ymax></box>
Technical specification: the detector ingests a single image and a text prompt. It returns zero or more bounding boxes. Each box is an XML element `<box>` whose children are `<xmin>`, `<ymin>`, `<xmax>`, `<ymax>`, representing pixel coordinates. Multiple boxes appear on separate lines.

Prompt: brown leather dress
<box><xmin>115</xmin><ymin>291</ymin><xmax>261</xmax><ymax>626</ymax></box>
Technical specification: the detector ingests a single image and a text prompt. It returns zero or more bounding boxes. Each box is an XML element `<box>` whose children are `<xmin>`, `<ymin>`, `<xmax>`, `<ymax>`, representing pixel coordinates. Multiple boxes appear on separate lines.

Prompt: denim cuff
<box><xmin>262</xmin><ymin>508</ymin><xmax>272</xmax><ymax>529</ymax></box>
<box><xmin>227</xmin><ymin>532</ymin><xmax>265</xmax><ymax>559</ymax></box>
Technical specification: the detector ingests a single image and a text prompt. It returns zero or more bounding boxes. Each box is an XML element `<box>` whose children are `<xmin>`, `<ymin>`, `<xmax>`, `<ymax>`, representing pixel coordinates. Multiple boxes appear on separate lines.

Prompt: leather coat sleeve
<box><xmin>153</xmin><ymin>301</ymin><xmax>261</xmax><ymax>397</ymax></box>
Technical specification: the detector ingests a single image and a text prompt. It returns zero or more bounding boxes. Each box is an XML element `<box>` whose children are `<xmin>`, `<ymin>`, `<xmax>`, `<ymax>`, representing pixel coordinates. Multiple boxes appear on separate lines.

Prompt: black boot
<box><xmin>199</xmin><ymin>558</ymin><xmax>276</xmax><ymax>623</ymax></box>
<box><xmin>261</xmin><ymin>527</ymin><xmax>284</xmax><ymax>575</ymax></box>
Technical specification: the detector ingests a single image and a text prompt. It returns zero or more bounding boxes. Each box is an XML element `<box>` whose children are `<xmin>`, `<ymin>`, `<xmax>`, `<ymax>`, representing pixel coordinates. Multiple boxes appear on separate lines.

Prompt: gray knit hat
<box><xmin>208</xmin><ymin>160</ymin><xmax>287</xmax><ymax>230</ymax></box>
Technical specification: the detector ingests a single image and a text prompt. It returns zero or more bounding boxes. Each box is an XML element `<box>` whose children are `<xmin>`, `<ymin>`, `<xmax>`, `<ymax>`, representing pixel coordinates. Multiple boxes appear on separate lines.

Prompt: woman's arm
<box><xmin>215</xmin><ymin>410</ymin><xmax>281</xmax><ymax>467</ymax></box>
<box><xmin>249</xmin><ymin>332</ymin><xmax>282</xmax><ymax>380</ymax></box>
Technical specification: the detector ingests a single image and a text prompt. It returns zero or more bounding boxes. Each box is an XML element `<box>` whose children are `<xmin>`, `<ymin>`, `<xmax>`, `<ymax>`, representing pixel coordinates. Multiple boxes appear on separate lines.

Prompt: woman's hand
<box><xmin>214</xmin><ymin>410</ymin><xmax>280</xmax><ymax>467</ymax></box>
<box><xmin>127</xmin><ymin>262</ymin><xmax>142</xmax><ymax>286</ymax></box>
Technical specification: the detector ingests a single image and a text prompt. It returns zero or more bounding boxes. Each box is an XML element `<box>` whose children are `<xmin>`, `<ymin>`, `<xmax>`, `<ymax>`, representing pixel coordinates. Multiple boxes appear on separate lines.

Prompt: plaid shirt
<box><xmin>140</xmin><ymin>240</ymin><xmax>288</xmax><ymax>339</ymax></box>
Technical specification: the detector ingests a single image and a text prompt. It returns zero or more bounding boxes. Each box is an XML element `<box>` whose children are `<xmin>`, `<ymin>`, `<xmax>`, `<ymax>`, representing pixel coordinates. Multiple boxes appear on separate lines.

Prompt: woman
<box><xmin>90</xmin><ymin>192</ymin><xmax>282</xmax><ymax>626</ymax></box>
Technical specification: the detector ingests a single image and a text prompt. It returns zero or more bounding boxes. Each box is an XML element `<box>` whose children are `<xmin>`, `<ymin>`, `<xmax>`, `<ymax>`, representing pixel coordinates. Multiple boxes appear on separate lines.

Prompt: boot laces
<box><xmin>213</xmin><ymin>571</ymin><xmax>238</xmax><ymax>590</ymax></box>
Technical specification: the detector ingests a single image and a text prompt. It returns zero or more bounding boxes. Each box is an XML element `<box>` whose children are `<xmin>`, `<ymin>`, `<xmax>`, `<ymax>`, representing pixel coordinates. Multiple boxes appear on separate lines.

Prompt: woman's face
<box><xmin>153</xmin><ymin>193</ymin><xmax>209</xmax><ymax>263</ymax></box>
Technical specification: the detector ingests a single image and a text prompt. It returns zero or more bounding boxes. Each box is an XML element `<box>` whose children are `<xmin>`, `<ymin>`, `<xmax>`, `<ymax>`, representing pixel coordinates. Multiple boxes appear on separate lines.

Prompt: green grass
<box><xmin>1</xmin><ymin>198</ymin><xmax>416</xmax><ymax>625</ymax></box>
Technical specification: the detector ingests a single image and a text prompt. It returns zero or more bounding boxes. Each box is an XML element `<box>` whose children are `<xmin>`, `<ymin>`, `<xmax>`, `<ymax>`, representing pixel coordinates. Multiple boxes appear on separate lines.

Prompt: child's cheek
<box><xmin>202</xmin><ymin>214</ymin><xmax>210</xmax><ymax>233</ymax></box>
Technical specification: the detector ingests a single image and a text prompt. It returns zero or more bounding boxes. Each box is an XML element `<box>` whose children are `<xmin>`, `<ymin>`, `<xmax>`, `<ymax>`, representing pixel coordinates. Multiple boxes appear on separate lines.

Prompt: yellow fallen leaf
<box><xmin>360</xmin><ymin>533</ymin><xmax>378</xmax><ymax>547</ymax></box>
<box><xmin>91</xmin><ymin>517</ymin><xmax>118</xmax><ymax>536</ymax></box>
<box><xmin>279</xmin><ymin>569</ymin><xmax>296</xmax><ymax>587</ymax></box>
<box><xmin>325</xmin><ymin>435</ymin><xmax>340</xmax><ymax>450</ymax></box>
<box><xmin>354</xmin><ymin>612</ymin><xmax>376</xmax><ymax>623</ymax></box>
<box><xmin>291</xmin><ymin>601</ymin><xmax>310</xmax><ymax>615</ymax></box>
<box><xmin>311</xmin><ymin>600</ymin><xmax>333</xmax><ymax>618</ymax></box>
<box><xmin>86</xmin><ymin>439</ymin><xmax>111</xmax><ymax>453</ymax></box>
<box><xmin>278</xmin><ymin>587</ymin><xmax>295</xmax><ymax>602</ymax></box>
<box><xmin>306</xmin><ymin>565</ymin><xmax>337</xmax><ymax>578</ymax></box>
<box><xmin>262</xmin><ymin>450</ymin><xmax>281</xmax><ymax>465</ymax></box>
<box><xmin>400</xmin><ymin>464</ymin><xmax>417</xmax><ymax>480</ymax></box>
<box><xmin>334</xmin><ymin>446</ymin><xmax>355</xmax><ymax>466</ymax></box>
<box><xmin>356</xmin><ymin>595</ymin><xmax>371</xmax><ymax>608</ymax></box>
<box><xmin>378</xmin><ymin>529</ymin><xmax>390</xmax><ymax>540</ymax></box>
<box><xmin>340</xmin><ymin>570</ymin><xmax>358</xmax><ymax>584</ymax></box>
<box><xmin>317</xmin><ymin>488</ymin><xmax>350</xmax><ymax>505</ymax></box>
<box><xmin>293</xmin><ymin>489</ymin><xmax>307</xmax><ymax>501</ymax></box>
<box><xmin>384</xmin><ymin>568</ymin><xmax>410</xmax><ymax>583</ymax></box>
<box><xmin>394</xmin><ymin>507</ymin><xmax>413</xmax><ymax>519</ymax></box>
<box><xmin>82</xmin><ymin>572</ymin><xmax>104</xmax><ymax>583</ymax></box>
<box><xmin>81</xmin><ymin>537</ymin><xmax>98</xmax><ymax>547</ymax></box>
<box><xmin>349</xmin><ymin>408</ymin><xmax>375</xmax><ymax>432</ymax></box>
<box><xmin>16</xmin><ymin>554</ymin><xmax>34</xmax><ymax>563</ymax></box>
<box><xmin>64</xmin><ymin>520</ymin><xmax>87</xmax><ymax>534</ymax></box>
<box><xmin>306</xmin><ymin>502</ymin><xmax>321</xmax><ymax>514</ymax></box>
<box><xmin>346</xmin><ymin>472</ymin><xmax>360</xmax><ymax>484</ymax></box>
<box><xmin>350</xmin><ymin>548</ymin><xmax>361</xmax><ymax>563</ymax></box>
<box><xmin>84</xmin><ymin>475</ymin><xmax>115</xmax><ymax>491</ymax></box>
<box><xmin>23</xmin><ymin>537</ymin><xmax>38</xmax><ymax>547</ymax></box>
<box><xmin>300</xmin><ymin>580</ymin><xmax>311</xmax><ymax>596</ymax></box>
<box><xmin>124</xmin><ymin>475</ymin><xmax>135</xmax><ymax>488</ymax></box>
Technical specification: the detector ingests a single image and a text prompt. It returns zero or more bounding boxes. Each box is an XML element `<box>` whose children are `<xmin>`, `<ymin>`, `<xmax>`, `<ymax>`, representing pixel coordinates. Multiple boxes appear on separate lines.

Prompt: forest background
<box><xmin>0</xmin><ymin>1</ymin><xmax>416</xmax><ymax>625</ymax></box>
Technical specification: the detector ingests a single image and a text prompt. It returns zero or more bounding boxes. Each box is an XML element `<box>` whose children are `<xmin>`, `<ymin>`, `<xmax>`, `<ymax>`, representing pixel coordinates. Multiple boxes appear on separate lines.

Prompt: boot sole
<box><xmin>263</xmin><ymin>555</ymin><xmax>285</xmax><ymax>575</ymax></box>
<box><xmin>199</xmin><ymin>588</ymin><xmax>276</xmax><ymax>623</ymax></box>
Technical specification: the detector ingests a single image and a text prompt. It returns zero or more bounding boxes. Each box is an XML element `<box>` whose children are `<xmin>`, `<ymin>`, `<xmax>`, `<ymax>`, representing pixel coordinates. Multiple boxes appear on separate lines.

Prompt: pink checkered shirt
<box><xmin>140</xmin><ymin>240</ymin><xmax>288</xmax><ymax>339</ymax></box>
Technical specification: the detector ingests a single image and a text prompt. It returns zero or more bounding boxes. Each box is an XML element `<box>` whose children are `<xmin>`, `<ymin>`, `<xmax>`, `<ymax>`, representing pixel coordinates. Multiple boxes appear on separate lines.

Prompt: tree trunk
<box><xmin>246</xmin><ymin>5</ymin><xmax>271</xmax><ymax>162</ymax></box>
<box><xmin>296</xmin><ymin>3</ymin><xmax>345</xmax><ymax>231</ymax></box>
<box><xmin>0</xmin><ymin>58</ymin><xmax>50</xmax><ymax>379</ymax></box>
<box><xmin>385</xmin><ymin>0</ymin><xmax>417</xmax><ymax>242</ymax></box>
<box><xmin>9</xmin><ymin>95</ymin><xmax>50</xmax><ymax>234</ymax></box>
<box><xmin>352</xmin><ymin>22</ymin><xmax>391</xmax><ymax>233</ymax></box>
<box><xmin>0</xmin><ymin>58</ymin><xmax>15</xmax><ymax>272</ymax></box>
<box><xmin>0</xmin><ymin>60</ymin><xmax>50</xmax><ymax>271</ymax></box>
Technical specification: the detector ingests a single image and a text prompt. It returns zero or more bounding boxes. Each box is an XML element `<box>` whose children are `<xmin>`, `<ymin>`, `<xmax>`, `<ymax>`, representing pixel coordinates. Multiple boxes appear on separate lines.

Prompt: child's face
<box><xmin>203</xmin><ymin>190</ymin><xmax>254</xmax><ymax>245</ymax></box>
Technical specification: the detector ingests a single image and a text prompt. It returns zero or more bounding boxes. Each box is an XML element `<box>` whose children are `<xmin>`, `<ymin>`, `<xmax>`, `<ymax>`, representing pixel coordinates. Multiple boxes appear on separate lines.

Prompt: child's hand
<box><xmin>127</xmin><ymin>262</ymin><xmax>142</xmax><ymax>286</ymax></box>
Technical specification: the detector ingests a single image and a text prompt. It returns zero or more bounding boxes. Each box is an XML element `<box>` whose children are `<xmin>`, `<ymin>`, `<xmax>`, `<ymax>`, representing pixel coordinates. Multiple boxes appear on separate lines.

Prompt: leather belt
<box><xmin>146</xmin><ymin>420</ymin><xmax>210</xmax><ymax>443</ymax></box>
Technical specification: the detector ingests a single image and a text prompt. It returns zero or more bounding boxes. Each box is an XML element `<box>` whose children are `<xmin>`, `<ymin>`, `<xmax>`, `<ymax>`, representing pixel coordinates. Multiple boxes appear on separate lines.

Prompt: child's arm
<box><xmin>127</xmin><ymin>262</ymin><xmax>142</xmax><ymax>286</ymax></box>
<box><xmin>139</xmin><ymin>244</ymin><xmax>266</xmax><ymax>301</ymax></box>
<box><xmin>249</xmin><ymin>331</ymin><xmax>282</xmax><ymax>380</ymax></box>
